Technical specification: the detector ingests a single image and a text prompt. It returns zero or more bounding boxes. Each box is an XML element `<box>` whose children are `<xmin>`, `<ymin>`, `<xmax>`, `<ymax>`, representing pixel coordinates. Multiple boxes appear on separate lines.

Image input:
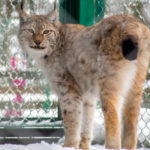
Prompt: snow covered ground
<box><xmin>0</xmin><ymin>141</ymin><xmax>149</xmax><ymax>150</ymax></box>
<box><xmin>0</xmin><ymin>141</ymin><xmax>105</xmax><ymax>150</ymax></box>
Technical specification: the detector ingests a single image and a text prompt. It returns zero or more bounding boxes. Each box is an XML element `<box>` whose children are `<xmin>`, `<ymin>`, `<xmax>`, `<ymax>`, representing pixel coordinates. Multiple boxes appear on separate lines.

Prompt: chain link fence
<box><xmin>0</xmin><ymin>0</ymin><xmax>150</xmax><ymax>147</ymax></box>
<box><xmin>0</xmin><ymin>0</ymin><xmax>62</xmax><ymax>130</ymax></box>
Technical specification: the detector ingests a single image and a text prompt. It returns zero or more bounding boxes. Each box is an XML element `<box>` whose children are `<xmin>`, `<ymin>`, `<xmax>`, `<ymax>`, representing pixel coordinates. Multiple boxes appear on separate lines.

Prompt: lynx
<box><xmin>17</xmin><ymin>1</ymin><xmax>150</xmax><ymax>149</ymax></box>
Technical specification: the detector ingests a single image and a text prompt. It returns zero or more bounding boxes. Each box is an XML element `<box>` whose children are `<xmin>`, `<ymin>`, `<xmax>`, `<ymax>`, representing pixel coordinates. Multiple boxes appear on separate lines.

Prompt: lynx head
<box><xmin>17</xmin><ymin>0</ymin><xmax>60</xmax><ymax>59</ymax></box>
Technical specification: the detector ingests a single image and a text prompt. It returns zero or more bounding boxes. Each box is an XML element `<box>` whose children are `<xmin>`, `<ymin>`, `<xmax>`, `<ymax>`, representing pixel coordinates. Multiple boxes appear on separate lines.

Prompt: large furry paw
<box><xmin>79</xmin><ymin>137</ymin><xmax>91</xmax><ymax>150</ymax></box>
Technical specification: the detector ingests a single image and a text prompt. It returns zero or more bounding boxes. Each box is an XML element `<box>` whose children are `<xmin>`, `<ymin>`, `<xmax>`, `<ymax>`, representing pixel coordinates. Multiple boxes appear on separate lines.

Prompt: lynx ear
<box><xmin>17</xmin><ymin>0</ymin><xmax>30</xmax><ymax>23</ymax></box>
<box><xmin>47</xmin><ymin>9</ymin><xmax>59</xmax><ymax>25</ymax></box>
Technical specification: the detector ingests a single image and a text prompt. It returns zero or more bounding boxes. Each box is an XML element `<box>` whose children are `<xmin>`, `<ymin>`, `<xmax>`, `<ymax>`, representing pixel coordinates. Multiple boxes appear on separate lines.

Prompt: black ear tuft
<box><xmin>20</xmin><ymin>0</ymin><xmax>24</xmax><ymax>10</ymax></box>
<box><xmin>17</xmin><ymin>0</ymin><xmax>30</xmax><ymax>23</ymax></box>
<box><xmin>122</xmin><ymin>38</ymin><xmax>138</xmax><ymax>61</ymax></box>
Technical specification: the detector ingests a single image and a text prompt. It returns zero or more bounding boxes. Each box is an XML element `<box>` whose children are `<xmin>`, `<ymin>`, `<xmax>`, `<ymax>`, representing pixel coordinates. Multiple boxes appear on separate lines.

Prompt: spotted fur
<box><xmin>17</xmin><ymin>1</ymin><xmax>150</xmax><ymax>149</ymax></box>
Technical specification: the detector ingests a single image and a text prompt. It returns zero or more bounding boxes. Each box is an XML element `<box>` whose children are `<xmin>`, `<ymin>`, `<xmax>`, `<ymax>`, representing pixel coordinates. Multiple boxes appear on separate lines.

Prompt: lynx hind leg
<box><xmin>122</xmin><ymin>84</ymin><xmax>142</xmax><ymax>149</ymax></box>
<box><xmin>99</xmin><ymin>78</ymin><xmax>121</xmax><ymax>149</ymax></box>
<box><xmin>79</xmin><ymin>94</ymin><xmax>97</xmax><ymax>150</ymax></box>
<box><xmin>122</xmin><ymin>62</ymin><xmax>149</xmax><ymax>149</ymax></box>
<box><xmin>122</xmin><ymin>26</ymin><xmax>150</xmax><ymax>149</ymax></box>
<box><xmin>57</xmin><ymin>79</ymin><xmax>83</xmax><ymax>149</ymax></box>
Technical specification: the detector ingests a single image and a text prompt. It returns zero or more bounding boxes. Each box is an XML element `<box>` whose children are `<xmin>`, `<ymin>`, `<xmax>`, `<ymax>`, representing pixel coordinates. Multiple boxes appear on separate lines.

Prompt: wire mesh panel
<box><xmin>0</xmin><ymin>0</ymin><xmax>62</xmax><ymax>130</ymax></box>
<box><xmin>95</xmin><ymin>0</ymin><xmax>105</xmax><ymax>23</ymax></box>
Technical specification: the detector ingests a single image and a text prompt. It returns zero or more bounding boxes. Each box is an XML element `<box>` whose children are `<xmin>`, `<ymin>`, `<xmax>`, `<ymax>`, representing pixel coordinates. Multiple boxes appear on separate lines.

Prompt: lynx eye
<box><xmin>43</xmin><ymin>30</ymin><xmax>50</xmax><ymax>34</ymax></box>
<box><xmin>28</xmin><ymin>29</ymin><xmax>34</xmax><ymax>34</ymax></box>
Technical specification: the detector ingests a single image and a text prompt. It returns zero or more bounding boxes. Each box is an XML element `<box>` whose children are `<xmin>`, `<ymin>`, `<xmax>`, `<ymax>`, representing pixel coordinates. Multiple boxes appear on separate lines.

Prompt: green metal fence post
<box><xmin>59</xmin><ymin>0</ymin><xmax>105</xmax><ymax>26</ymax></box>
<box><xmin>59</xmin><ymin>0</ymin><xmax>80</xmax><ymax>24</ymax></box>
<box><xmin>79</xmin><ymin>0</ymin><xmax>95</xmax><ymax>26</ymax></box>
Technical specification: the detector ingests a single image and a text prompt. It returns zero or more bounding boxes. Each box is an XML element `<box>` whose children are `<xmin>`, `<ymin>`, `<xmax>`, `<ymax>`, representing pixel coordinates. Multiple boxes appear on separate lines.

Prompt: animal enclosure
<box><xmin>0</xmin><ymin>0</ymin><xmax>150</xmax><ymax>147</ymax></box>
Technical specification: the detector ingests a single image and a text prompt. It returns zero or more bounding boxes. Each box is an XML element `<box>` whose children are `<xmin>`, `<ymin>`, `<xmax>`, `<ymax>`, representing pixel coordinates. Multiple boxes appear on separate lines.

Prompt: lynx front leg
<box><xmin>57</xmin><ymin>80</ymin><xmax>83</xmax><ymax>149</ymax></box>
<box><xmin>100</xmin><ymin>80</ymin><xmax>121</xmax><ymax>149</ymax></box>
<box><xmin>60</xmin><ymin>94</ymin><xmax>83</xmax><ymax>148</ymax></box>
<box><xmin>79</xmin><ymin>95</ymin><xmax>97</xmax><ymax>150</ymax></box>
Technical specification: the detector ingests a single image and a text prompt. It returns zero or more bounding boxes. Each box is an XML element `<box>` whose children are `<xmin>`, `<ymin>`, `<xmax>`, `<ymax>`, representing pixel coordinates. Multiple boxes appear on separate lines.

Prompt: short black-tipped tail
<box><xmin>122</xmin><ymin>37</ymin><xmax>138</xmax><ymax>61</ymax></box>
<box><xmin>20</xmin><ymin>0</ymin><xmax>24</xmax><ymax>10</ymax></box>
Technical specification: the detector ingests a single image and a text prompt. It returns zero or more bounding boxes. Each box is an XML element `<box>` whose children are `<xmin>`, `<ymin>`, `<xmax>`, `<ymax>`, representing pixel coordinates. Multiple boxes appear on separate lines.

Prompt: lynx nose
<box><xmin>34</xmin><ymin>40</ymin><xmax>41</xmax><ymax>47</ymax></box>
